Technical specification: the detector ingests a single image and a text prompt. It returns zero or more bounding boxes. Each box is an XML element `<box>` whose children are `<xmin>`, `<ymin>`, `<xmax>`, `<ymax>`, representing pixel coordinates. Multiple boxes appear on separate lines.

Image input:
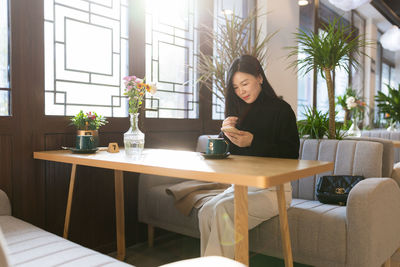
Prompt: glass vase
<box><xmin>124</xmin><ymin>113</ymin><xmax>145</xmax><ymax>156</ymax></box>
<box><xmin>348</xmin><ymin>116</ymin><xmax>361</xmax><ymax>137</ymax></box>
<box><xmin>387</xmin><ymin>120</ymin><xmax>398</xmax><ymax>132</ymax></box>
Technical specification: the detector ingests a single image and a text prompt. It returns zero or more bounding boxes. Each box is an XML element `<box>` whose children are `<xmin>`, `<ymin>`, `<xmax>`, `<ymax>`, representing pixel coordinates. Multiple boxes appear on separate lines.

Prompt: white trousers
<box><xmin>198</xmin><ymin>184</ymin><xmax>292</xmax><ymax>259</ymax></box>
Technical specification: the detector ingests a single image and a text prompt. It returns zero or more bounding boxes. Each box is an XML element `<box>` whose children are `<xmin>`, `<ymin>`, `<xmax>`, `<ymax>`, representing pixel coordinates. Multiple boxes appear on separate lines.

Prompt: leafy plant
<box><xmin>375</xmin><ymin>84</ymin><xmax>400</xmax><ymax>124</ymax></box>
<box><xmin>287</xmin><ymin>17</ymin><xmax>370</xmax><ymax>139</ymax></box>
<box><xmin>298</xmin><ymin>106</ymin><xmax>350</xmax><ymax>139</ymax></box>
<box><xmin>297</xmin><ymin>106</ymin><xmax>329</xmax><ymax>139</ymax></box>
<box><xmin>71</xmin><ymin>110</ymin><xmax>108</xmax><ymax>130</ymax></box>
<box><xmin>335</xmin><ymin>121</ymin><xmax>349</xmax><ymax>140</ymax></box>
<box><xmin>197</xmin><ymin>10</ymin><xmax>276</xmax><ymax>100</ymax></box>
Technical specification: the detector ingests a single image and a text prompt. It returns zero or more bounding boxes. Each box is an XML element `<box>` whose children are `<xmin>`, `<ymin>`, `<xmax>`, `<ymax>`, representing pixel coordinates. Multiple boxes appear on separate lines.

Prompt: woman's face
<box><xmin>232</xmin><ymin>71</ymin><xmax>263</xmax><ymax>104</ymax></box>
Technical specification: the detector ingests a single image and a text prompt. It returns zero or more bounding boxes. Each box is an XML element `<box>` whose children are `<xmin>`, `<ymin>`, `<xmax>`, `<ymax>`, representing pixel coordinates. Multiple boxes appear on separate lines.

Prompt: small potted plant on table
<box><xmin>71</xmin><ymin>110</ymin><xmax>108</xmax><ymax>148</ymax></box>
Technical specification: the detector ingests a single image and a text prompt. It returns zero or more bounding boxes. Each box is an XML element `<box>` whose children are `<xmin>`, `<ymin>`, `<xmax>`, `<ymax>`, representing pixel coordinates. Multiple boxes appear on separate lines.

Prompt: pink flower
<box><xmin>123</xmin><ymin>76</ymin><xmax>137</xmax><ymax>82</ymax></box>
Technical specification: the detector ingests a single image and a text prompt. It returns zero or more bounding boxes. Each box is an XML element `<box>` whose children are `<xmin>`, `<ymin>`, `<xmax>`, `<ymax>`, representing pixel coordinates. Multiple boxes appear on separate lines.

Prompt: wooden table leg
<box><xmin>234</xmin><ymin>185</ymin><xmax>249</xmax><ymax>266</ymax></box>
<box><xmin>114</xmin><ymin>170</ymin><xmax>126</xmax><ymax>261</ymax></box>
<box><xmin>276</xmin><ymin>184</ymin><xmax>293</xmax><ymax>267</ymax></box>
<box><xmin>63</xmin><ymin>164</ymin><xmax>77</xmax><ymax>239</ymax></box>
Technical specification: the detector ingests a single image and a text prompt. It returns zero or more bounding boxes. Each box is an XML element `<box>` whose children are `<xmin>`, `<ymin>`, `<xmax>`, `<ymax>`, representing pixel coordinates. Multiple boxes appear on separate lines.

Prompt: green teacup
<box><xmin>76</xmin><ymin>135</ymin><xmax>96</xmax><ymax>150</ymax></box>
<box><xmin>206</xmin><ymin>138</ymin><xmax>229</xmax><ymax>155</ymax></box>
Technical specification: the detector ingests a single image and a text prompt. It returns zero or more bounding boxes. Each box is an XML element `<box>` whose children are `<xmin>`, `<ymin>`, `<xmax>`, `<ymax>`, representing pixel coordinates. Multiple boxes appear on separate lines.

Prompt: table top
<box><xmin>392</xmin><ymin>141</ymin><xmax>400</xmax><ymax>148</ymax></box>
<box><xmin>34</xmin><ymin>149</ymin><xmax>334</xmax><ymax>188</ymax></box>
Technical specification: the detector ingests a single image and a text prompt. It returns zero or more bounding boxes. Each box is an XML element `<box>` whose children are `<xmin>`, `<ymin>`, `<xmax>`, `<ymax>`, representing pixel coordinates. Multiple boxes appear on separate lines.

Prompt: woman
<box><xmin>198</xmin><ymin>55</ymin><xmax>299</xmax><ymax>258</ymax></box>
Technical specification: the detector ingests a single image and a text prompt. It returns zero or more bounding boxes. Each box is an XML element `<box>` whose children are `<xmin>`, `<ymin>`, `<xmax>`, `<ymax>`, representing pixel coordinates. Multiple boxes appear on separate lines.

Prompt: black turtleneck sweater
<box><xmin>222</xmin><ymin>93</ymin><xmax>300</xmax><ymax>159</ymax></box>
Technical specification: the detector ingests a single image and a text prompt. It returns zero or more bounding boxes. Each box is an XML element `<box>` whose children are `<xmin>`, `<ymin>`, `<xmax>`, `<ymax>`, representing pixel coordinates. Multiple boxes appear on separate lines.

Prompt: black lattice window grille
<box><xmin>0</xmin><ymin>0</ymin><xmax>10</xmax><ymax>116</ymax></box>
<box><xmin>44</xmin><ymin>0</ymin><xmax>129</xmax><ymax>117</ymax></box>
<box><xmin>145</xmin><ymin>0</ymin><xmax>199</xmax><ymax>119</ymax></box>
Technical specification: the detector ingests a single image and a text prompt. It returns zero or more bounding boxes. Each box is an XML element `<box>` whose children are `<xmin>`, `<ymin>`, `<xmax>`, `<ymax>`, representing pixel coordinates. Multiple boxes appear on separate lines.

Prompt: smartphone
<box><xmin>221</xmin><ymin>126</ymin><xmax>241</xmax><ymax>134</ymax></box>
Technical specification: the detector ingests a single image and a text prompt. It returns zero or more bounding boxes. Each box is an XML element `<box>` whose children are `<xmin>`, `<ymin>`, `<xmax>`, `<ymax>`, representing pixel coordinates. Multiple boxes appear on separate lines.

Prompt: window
<box><xmin>350</xmin><ymin>12</ymin><xmax>365</xmax><ymax>94</ymax></box>
<box><xmin>381</xmin><ymin>62</ymin><xmax>396</xmax><ymax>94</ymax></box>
<box><xmin>315</xmin><ymin>63</ymin><xmax>349</xmax><ymax>119</ymax></box>
<box><xmin>44</xmin><ymin>0</ymin><xmax>129</xmax><ymax>117</ymax></box>
<box><xmin>297</xmin><ymin>45</ymin><xmax>313</xmax><ymax>120</ymax></box>
<box><xmin>145</xmin><ymin>0</ymin><xmax>199</xmax><ymax>119</ymax></box>
<box><xmin>0</xmin><ymin>0</ymin><xmax>10</xmax><ymax>116</ymax></box>
<box><xmin>334</xmin><ymin>61</ymin><xmax>350</xmax><ymax>120</ymax></box>
<box><xmin>375</xmin><ymin>42</ymin><xmax>397</xmax><ymax>125</ymax></box>
<box><xmin>297</xmin><ymin>4</ymin><xmax>365</xmax><ymax>122</ymax></box>
<box><xmin>378</xmin><ymin>40</ymin><xmax>397</xmax><ymax>95</ymax></box>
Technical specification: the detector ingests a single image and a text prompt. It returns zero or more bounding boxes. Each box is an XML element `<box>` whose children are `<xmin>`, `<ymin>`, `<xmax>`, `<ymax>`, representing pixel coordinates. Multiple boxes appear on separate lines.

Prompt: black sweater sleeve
<box><xmin>248</xmin><ymin>103</ymin><xmax>299</xmax><ymax>159</ymax></box>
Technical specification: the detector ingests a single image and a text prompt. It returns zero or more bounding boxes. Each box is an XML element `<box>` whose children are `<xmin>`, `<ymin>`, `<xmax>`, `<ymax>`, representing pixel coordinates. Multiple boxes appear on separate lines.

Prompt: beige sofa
<box><xmin>0</xmin><ymin>190</ymin><xmax>132</xmax><ymax>267</ymax></box>
<box><xmin>138</xmin><ymin>137</ymin><xmax>400</xmax><ymax>267</ymax></box>
<box><xmin>361</xmin><ymin>129</ymin><xmax>400</xmax><ymax>162</ymax></box>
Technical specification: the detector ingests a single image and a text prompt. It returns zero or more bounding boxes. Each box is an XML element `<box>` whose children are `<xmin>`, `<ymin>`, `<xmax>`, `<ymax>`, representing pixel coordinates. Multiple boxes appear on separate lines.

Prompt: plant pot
<box><xmin>77</xmin><ymin>130</ymin><xmax>99</xmax><ymax>148</ymax></box>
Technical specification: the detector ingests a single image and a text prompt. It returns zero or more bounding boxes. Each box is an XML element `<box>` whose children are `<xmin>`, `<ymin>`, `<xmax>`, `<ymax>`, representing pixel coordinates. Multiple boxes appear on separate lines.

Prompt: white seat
<box><xmin>159</xmin><ymin>256</ymin><xmax>246</xmax><ymax>267</ymax></box>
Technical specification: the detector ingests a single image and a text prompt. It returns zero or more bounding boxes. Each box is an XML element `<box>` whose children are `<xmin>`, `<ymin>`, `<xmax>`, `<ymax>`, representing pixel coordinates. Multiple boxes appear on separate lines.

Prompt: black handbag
<box><xmin>316</xmin><ymin>175</ymin><xmax>365</xmax><ymax>206</ymax></box>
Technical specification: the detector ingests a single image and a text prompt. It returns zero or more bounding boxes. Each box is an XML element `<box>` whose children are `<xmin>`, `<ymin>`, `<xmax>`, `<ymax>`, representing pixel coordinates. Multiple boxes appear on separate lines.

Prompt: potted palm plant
<box><xmin>197</xmin><ymin>10</ymin><xmax>275</xmax><ymax>100</ymax></box>
<box><xmin>375</xmin><ymin>84</ymin><xmax>400</xmax><ymax>131</ymax></box>
<box><xmin>287</xmin><ymin>17</ymin><xmax>370</xmax><ymax>139</ymax></box>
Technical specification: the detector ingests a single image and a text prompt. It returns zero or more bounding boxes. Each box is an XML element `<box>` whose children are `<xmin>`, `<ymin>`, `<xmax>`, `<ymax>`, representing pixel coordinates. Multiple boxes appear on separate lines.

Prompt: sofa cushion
<box><xmin>292</xmin><ymin>140</ymin><xmax>383</xmax><ymax>200</ymax></box>
<box><xmin>145</xmin><ymin>184</ymin><xmax>200</xmax><ymax>238</ymax></box>
<box><xmin>249</xmin><ymin>198</ymin><xmax>347</xmax><ymax>265</ymax></box>
<box><xmin>362</xmin><ymin>130</ymin><xmax>400</xmax><ymax>163</ymax></box>
<box><xmin>346</xmin><ymin>136</ymin><xmax>394</xmax><ymax>177</ymax></box>
<box><xmin>0</xmin><ymin>227</ymin><xmax>10</xmax><ymax>267</ymax></box>
<box><xmin>0</xmin><ymin>216</ymin><xmax>132</xmax><ymax>267</ymax></box>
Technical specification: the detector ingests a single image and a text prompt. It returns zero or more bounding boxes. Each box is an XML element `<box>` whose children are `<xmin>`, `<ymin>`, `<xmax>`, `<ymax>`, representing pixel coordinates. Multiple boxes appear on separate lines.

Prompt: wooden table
<box><xmin>34</xmin><ymin>148</ymin><xmax>333</xmax><ymax>267</ymax></box>
<box><xmin>392</xmin><ymin>141</ymin><xmax>400</xmax><ymax>148</ymax></box>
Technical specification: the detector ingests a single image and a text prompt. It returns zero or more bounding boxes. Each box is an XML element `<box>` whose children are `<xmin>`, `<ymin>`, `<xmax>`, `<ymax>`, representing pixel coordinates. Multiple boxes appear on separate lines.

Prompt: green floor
<box><xmin>118</xmin><ymin>233</ymin><xmax>312</xmax><ymax>267</ymax></box>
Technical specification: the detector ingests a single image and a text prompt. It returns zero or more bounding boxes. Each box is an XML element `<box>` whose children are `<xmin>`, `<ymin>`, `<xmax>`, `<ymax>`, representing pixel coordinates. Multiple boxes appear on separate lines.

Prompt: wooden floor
<box><xmin>111</xmin><ymin>233</ymin><xmax>311</xmax><ymax>267</ymax></box>
<box><xmin>110</xmin><ymin>233</ymin><xmax>200</xmax><ymax>267</ymax></box>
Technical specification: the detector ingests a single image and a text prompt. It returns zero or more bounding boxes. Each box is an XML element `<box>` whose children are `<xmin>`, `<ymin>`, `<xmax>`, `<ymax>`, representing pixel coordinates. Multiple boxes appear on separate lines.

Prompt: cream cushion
<box><xmin>0</xmin><ymin>226</ymin><xmax>10</xmax><ymax>267</ymax></box>
<box><xmin>159</xmin><ymin>256</ymin><xmax>246</xmax><ymax>267</ymax></box>
<box><xmin>0</xmin><ymin>215</ymin><xmax>132</xmax><ymax>266</ymax></box>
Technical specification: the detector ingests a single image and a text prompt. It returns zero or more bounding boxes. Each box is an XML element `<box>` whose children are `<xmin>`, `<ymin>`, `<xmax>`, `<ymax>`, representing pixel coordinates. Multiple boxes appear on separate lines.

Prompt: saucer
<box><xmin>68</xmin><ymin>147</ymin><xmax>99</xmax><ymax>154</ymax></box>
<box><xmin>200</xmin><ymin>152</ymin><xmax>230</xmax><ymax>159</ymax></box>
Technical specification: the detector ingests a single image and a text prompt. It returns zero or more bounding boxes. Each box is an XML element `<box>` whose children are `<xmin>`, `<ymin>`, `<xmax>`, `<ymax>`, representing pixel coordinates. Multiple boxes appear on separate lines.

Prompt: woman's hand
<box><xmin>222</xmin><ymin>116</ymin><xmax>238</xmax><ymax>128</ymax></box>
<box><xmin>224</xmin><ymin>130</ymin><xmax>253</xmax><ymax>148</ymax></box>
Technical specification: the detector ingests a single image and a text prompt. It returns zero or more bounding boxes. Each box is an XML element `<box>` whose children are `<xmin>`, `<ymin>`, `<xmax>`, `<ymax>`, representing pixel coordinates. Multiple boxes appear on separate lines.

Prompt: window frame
<box><xmin>0</xmin><ymin>0</ymin><xmax>11</xmax><ymax>117</ymax></box>
<box><xmin>298</xmin><ymin>2</ymin><xmax>366</xmax><ymax>119</ymax></box>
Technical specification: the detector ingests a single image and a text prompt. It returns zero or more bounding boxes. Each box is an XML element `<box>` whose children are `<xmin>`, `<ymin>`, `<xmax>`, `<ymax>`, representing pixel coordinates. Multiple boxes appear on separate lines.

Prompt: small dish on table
<box><xmin>200</xmin><ymin>152</ymin><xmax>230</xmax><ymax>159</ymax></box>
<box><xmin>62</xmin><ymin>147</ymin><xmax>99</xmax><ymax>154</ymax></box>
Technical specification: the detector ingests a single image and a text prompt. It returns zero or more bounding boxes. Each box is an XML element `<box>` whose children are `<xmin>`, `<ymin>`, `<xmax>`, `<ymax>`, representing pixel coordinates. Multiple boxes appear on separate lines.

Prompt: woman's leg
<box><xmin>199</xmin><ymin>186</ymin><xmax>292</xmax><ymax>259</ymax></box>
<box><xmin>198</xmin><ymin>187</ymin><xmax>232</xmax><ymax>256</ymax></box>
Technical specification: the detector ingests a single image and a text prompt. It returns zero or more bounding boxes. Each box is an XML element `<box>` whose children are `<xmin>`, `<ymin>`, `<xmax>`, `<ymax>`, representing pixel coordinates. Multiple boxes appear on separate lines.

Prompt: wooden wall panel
<box><xmin>0</xmin><ymin>135</ymin><xmax>13</xmax><ymax>202</ymax></box>
<box><xmin>43</xmin><ymin>133</ymin><xmax>144</xmax><ymax>253</ymax></box>
<box><xmin>145</xmin><ymin>131</ymin><xmax>201</xmax><ymax>151</ymax></box>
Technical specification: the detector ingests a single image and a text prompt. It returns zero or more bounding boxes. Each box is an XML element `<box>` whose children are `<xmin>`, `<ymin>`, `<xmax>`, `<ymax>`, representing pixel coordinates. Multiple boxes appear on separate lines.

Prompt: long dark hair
<box><xmin>225</xmin><ymin>55</ymin><xmax>277</xmax><ymax>116</ymax></box>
